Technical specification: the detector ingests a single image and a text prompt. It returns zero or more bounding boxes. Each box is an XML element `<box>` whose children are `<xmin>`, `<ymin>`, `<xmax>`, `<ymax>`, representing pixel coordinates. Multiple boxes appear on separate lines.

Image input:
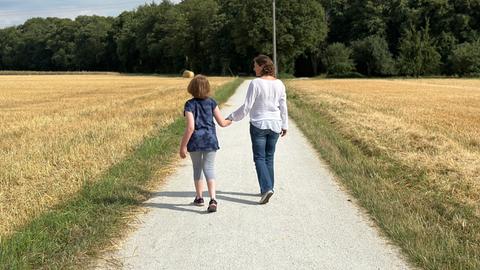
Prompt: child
<box><xmin>179</xmin><ymin>75</ymin><xmax>231</xmax><ymax>213</ymax></box>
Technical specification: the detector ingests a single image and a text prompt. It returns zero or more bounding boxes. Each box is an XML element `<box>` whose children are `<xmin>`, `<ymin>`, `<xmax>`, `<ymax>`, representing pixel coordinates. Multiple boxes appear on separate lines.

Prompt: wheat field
<box><xmin>287</xmin><ymin>79</ymin><xmax>480</xmax><ymax>216</ymax></box>
<box><xmin>0</xmin><ymin>75</ymin><xmax>233</xmax><ymax>236</ymax></box>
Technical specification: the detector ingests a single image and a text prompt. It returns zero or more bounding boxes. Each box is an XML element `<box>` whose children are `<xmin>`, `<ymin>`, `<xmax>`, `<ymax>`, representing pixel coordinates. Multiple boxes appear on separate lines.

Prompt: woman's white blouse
<box><xmin>229</xmin><ymin>78</ymin><xmax>288</xmax><ymax>133</ymax></box>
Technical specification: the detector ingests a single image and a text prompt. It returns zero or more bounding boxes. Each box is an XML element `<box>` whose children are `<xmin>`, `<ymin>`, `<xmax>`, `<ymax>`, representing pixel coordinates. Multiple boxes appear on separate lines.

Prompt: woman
<box><xmin>227</xmin><ymin>54</ymin><xmax>288</xmax><ymax>204</ymax></box>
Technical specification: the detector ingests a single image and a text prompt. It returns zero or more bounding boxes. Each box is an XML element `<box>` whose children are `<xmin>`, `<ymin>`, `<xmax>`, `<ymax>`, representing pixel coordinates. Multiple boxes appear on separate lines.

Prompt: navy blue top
<box><xmin>184</xmin><ymin>97</ymin><xmax>220</xmax><ymax>152</ymax></box>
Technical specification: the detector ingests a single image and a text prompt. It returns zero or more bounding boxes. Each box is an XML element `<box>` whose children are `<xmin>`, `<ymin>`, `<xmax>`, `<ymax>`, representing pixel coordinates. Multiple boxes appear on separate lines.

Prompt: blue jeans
<box><xmin>250</xmin><ymin>124</ymin><xmax>280</xmax><ymax>194</ymax></box>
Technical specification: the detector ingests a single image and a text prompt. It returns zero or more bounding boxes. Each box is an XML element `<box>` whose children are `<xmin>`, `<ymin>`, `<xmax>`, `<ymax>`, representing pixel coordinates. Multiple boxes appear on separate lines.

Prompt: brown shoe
<box><xmin>207</xmin><ymin>199</ymin><xmax>217</xmax><ymax>213</ymax></box>
<box><xmin>193</xmin><ymin>197</ymin><xmax>204</xmax><ymax>206</ymax></box>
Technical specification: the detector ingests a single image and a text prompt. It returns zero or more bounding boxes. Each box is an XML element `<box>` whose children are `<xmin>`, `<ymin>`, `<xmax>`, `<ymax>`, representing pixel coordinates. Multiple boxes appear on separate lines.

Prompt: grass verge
<box><xmin>0</xmin><ymin>78</ymin><xmax>243</xmax><ymax>269</ymax></box>
<box><xmin>288</xmin><ymin>89</ymin><xmax>479</xmax><ymax>270</ymax></box>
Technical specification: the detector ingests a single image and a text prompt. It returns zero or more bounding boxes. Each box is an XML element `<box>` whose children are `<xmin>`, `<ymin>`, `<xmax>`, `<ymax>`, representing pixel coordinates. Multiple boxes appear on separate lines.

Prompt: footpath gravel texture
<box><xmin>98</xmin><ymin>80</ymin><xmax>411</xmax><ymax>270</ymax></box>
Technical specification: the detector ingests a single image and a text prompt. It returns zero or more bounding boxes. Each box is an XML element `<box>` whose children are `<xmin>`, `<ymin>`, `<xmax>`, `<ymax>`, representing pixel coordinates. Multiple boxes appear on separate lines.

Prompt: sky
<box><xmin>0</xmin><ymin>0</ymin><xmax>181</xmax><ymax>28</ymax></box>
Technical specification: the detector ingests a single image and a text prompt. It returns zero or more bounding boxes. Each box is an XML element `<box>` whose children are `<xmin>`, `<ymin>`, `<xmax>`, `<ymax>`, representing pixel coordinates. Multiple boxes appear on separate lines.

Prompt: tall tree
<box><xmin>277</xmin><ymin>0</ymin><xmax>327</xmax><ymax>73</ymax></box>
<box><xmin>15</xmin><ymin>18</ymin><xmax>57</xmax><ymax>70</ymax></box>
<box><xmin>114</xmin><ymin>11</ymin><xmax>140</xmax><ymax>72</ymax></box>
<box><xmin>219</xmin><ymin>0</ymin><xmax>327</xmax><ymax>74</ymax></box>
<box><xmin>346</xmin><ymin>0</ymin><xmax>387</xmax><ymax>40</ymax></box>
<box><xmin>74</xmin><ymin>16</ymin><xmax>114</xmax><ymax>70</ymax></box>
<box><xmin>179</xmin><ymin>0</ymin><xmax>222</xmax><ymax>73</ymax></box>
<box><xmin>384</xmin><ymin>0</ymin><xmax>414</xmax><ymax>56</ymax></box>
<box><xmin>397</xmin><ymin>21</ymin><xmax>441</xmax><ymax>76</ymax></box>
<box><xmin>321</xmin><ymin>0</ymin><xmax>386</xmax><ymax>43</ymax></box>
<box><xmin>451</xmin><ymin>0</ymin><xmax>480</xmax><ymax>42</ymax></box>
<box><xmin>114</xmin><ymin>2</ymin><xmax>187</xmax><ymax>73</ymax></box>
<box><xmin>0</xmin><ymin>27</ymin><xmax>20</xmax><ymax>69</ymax></box>
<box><xmin>46</xmin><ymin>18</ymin><xmax>76</xmax><ymax>70</ymax></box>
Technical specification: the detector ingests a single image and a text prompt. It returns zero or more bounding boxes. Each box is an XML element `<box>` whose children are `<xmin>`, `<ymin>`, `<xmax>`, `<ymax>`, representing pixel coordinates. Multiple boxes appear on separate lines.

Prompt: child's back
<box><xmin>184</xmin><ymin>97</ymin><xmax>219</xmax><ymax>152</ymax></box>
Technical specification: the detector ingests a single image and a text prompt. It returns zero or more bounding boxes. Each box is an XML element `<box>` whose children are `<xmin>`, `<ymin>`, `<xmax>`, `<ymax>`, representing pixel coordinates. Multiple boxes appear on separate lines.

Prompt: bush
<box><xmin>449</xmin><ymin>40</ymin><xmax>480</xmax><ymax>76</ymax></box>
<box><xmin>322</xmin><ymin>43</ymin><xmax>355</xmax><ymax>76</ymax></box>
<box><xmin>351</xmin><ymin>35</ymin><xmax>396</xmax><ymax>76</ymax></box>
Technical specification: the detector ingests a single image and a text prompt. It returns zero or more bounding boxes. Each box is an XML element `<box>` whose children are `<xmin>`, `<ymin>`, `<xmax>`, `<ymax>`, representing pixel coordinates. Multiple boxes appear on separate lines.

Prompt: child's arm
<box><xmin>179</xmin><ymin>112</ymin><xmax>195</xmax><ymax>158</ymax></box>
<box><xmin>213</xmin><ymin>106</ymin><xmax>232</xmax><ymax>127</ymax></box>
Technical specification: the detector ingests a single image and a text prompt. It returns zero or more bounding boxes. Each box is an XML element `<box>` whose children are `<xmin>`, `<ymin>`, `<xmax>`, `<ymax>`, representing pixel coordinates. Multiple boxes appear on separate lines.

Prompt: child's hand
<box><xmin>179</xmin><ymin>147</ymin><xmax>188</xmax><ymax>159</ymax></box>
<box><xmin>281</xmin><ymin>129</ymin><xmax>287</xmax><ymax>137</ymax></box>
<box><xmin>224</xmin><ymin>119</ymin><xmax>232</xmax><ymax>127</ymax></box>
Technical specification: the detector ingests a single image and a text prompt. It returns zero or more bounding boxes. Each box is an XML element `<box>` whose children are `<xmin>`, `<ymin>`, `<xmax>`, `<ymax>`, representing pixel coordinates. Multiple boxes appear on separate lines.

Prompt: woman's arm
<box><xmin>179</xmin><ymin>111</ymin><xmax>195</xmax><ymax>158</ymax></box>
<box><xmin>228</xmin><ymin>81</ymin><xmax>256</xmax><ymax>121</ymax></box>
<box><xmin>279</xmin><ymin>85</ymin><xmax>288</xmax><ymax>137</ymax></box>
<box><xmin>213</xmin><ymin>106</ymin><xmax>232</xmax><ymax>127</ymax></box>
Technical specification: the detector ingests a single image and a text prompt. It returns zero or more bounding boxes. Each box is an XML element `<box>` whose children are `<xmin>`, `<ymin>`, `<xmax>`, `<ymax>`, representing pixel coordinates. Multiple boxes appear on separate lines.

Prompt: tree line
<box><xmin>0</xmin><ymin>0</ymin><xmax>479</xmax><ymax>77</ymax></box>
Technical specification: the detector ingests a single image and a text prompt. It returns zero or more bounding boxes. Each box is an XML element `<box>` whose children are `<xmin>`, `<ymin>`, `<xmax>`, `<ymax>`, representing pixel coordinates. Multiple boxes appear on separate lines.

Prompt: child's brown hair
<box><xmin>188</xmin><ymin>75</ymin><xmax>211</xmax><ymax>99</ymax></box>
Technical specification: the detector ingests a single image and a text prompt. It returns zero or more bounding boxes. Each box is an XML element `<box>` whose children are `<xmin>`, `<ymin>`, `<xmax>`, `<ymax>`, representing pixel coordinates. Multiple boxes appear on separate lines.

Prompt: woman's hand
<box><xmin>281</xmin><ymin>129</ymin><xmax>287</xmax><ymax>137</ymax></box>
<box><xmin>179</xmin><ymin>147</ymin><xmax>188</xmax><ymax>159</ymax></box>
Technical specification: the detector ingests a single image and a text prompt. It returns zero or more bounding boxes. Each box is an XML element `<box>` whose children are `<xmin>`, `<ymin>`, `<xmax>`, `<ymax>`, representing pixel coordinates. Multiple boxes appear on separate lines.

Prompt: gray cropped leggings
<box><xmin>189</xmin><ymin>151</ymin><xmax>216</xmax><ymax>181</ymax></box>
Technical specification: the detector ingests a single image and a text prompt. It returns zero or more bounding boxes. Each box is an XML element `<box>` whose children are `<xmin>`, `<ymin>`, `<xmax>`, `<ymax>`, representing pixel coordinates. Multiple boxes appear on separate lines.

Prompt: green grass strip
<box><xmin>0</xmin><ymin>78</ymin><xmax>244</xmax><ymax>269</ymax></box>
<box><xmin>288</xmin><ymin>89</ymin><xmax>479</xmax><ymax>270</ymax></box>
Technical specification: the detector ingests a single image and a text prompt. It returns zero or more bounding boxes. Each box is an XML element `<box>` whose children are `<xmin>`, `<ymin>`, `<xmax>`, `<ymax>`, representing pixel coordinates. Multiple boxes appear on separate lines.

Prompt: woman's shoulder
<box><xmin>253</xmin><ymin>77</ymin><xmax>285</xmax><ymax>88</ymax></box>
<box><xmin>253</xmin><ymin>77</ymin><xmax>283</xmax><ymax>83</ymax></box>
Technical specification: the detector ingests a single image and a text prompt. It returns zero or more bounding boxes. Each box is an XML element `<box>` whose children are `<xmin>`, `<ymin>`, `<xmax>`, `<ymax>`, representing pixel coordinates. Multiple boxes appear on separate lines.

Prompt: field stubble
<box><xmin>287</xmin><ymin>78</ymin><xmax>480</xmax><ymax>268</ymax></box>
<box><xmin>287</xmin><ymin>79</ymin><xmax>480</xmax><ymax>208</ymax></box>
<box><xmin>0</xmin><ymin>75</ymin><xmax>232</xmax><ymax>236</ymax></box>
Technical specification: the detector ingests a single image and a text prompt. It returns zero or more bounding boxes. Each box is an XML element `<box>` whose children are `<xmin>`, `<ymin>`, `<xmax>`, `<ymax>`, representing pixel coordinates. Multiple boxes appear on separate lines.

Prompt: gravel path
<box><xmin>99</xmin><ymin>80</ymin><xmax>411</xmax><ymax>270</ymax></box>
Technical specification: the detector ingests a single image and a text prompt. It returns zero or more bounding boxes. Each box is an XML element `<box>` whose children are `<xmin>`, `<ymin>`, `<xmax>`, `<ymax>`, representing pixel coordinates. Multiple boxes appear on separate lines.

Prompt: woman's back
<box><xmin>229</xmin><ymin>78</ymin><xmax>288</xmax><ymax>133</ymax></box>
<box><xmin>250</xmin><ymin>78</ymin><xmax>286</xmax><ymax>120</ymax></box>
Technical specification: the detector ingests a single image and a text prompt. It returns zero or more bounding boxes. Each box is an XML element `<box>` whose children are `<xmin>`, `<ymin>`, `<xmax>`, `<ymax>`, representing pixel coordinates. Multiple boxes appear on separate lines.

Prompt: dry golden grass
<box><xmin>0</xmin><ymin>75</ymin><xmax>233</xmax><ymax>236</ymax></box>
<box><xmin>287</xmin><ymin>78</ymin><xmax>480</xmax><ymax>211</ymax></box>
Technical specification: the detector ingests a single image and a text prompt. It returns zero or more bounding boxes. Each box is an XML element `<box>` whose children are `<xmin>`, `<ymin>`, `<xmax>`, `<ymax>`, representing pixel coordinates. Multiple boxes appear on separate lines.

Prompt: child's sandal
<box><xmin>193</xmin><ymin>197</ymin><xmax>204</xmax><ymax>206</ymax></box>
<box><xmin>207</xmin><ymin>199</ymin><xmax>217</xmax><ymax>212</ymax></box>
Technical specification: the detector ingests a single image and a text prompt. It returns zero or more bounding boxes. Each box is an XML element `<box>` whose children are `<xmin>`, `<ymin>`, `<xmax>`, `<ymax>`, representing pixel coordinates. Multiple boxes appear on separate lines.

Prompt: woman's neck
<box><xmin>260</xmin><ymin>75</ymin><xmax>276</xmax><ymax>80</ymax></box>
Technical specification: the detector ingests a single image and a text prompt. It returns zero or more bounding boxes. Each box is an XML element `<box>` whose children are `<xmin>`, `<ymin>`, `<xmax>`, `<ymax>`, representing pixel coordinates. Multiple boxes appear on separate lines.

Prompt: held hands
<box><xmin>281</xmin><ymin>129</ymin><xmax>287</xmax><ymax>137</ymax></box>
<box><xmin>214</xmin><ymin>108</ymin><xmax>233</xmax><ymax>128</ymax></box>
<box><xmin>179</xmin><ymin>146</ymin><xmax>188</xmax><ymax>159</ymax></box>
<box><xmin>224</xmin><ymin>119</ymin><xmax>233</xmax><ymax>127</ymax></box>
<box><xmin>222</xmin><ymin>115</ymin><xmax>233</xmax><ymax>127</ymax></box>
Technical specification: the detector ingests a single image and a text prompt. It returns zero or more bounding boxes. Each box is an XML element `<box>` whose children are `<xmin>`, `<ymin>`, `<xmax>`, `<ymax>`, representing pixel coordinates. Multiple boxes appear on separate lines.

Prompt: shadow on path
<box><xmin>217</xmin><ymin>191</ymin><xmax>260</xmax><ymax>197</ymax></box>
<box><xmin>142</xmin><ymin>202</ymin><xmax>208</xmax><ymax>214</ymax></box>
<box><xmin>144</xmin><ymin>190</ymin><xmax>260</xmax><ymax>212</ymax></box>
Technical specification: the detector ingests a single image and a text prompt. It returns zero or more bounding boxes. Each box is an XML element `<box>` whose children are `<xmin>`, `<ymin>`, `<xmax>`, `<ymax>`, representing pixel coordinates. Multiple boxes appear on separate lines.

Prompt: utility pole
<box><xmin>273</xmin><ymin>0</ymin><xmax>278</xmax><ymax>77</ymax></box>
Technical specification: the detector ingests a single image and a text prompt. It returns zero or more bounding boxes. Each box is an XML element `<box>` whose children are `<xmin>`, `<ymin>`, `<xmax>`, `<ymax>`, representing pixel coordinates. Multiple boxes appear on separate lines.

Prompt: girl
<box><xmin>179</xmin><ymin>75</ymin><xmax>231</xmax><ymax>212</ymax></box>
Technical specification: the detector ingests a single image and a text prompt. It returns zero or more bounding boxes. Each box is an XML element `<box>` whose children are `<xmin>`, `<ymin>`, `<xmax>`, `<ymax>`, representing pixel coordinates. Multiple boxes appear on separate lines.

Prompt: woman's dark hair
<box><xmin>254</xmin><ymin>54</ymin><xmax>275</xmax><ymax>77</ymax></box>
